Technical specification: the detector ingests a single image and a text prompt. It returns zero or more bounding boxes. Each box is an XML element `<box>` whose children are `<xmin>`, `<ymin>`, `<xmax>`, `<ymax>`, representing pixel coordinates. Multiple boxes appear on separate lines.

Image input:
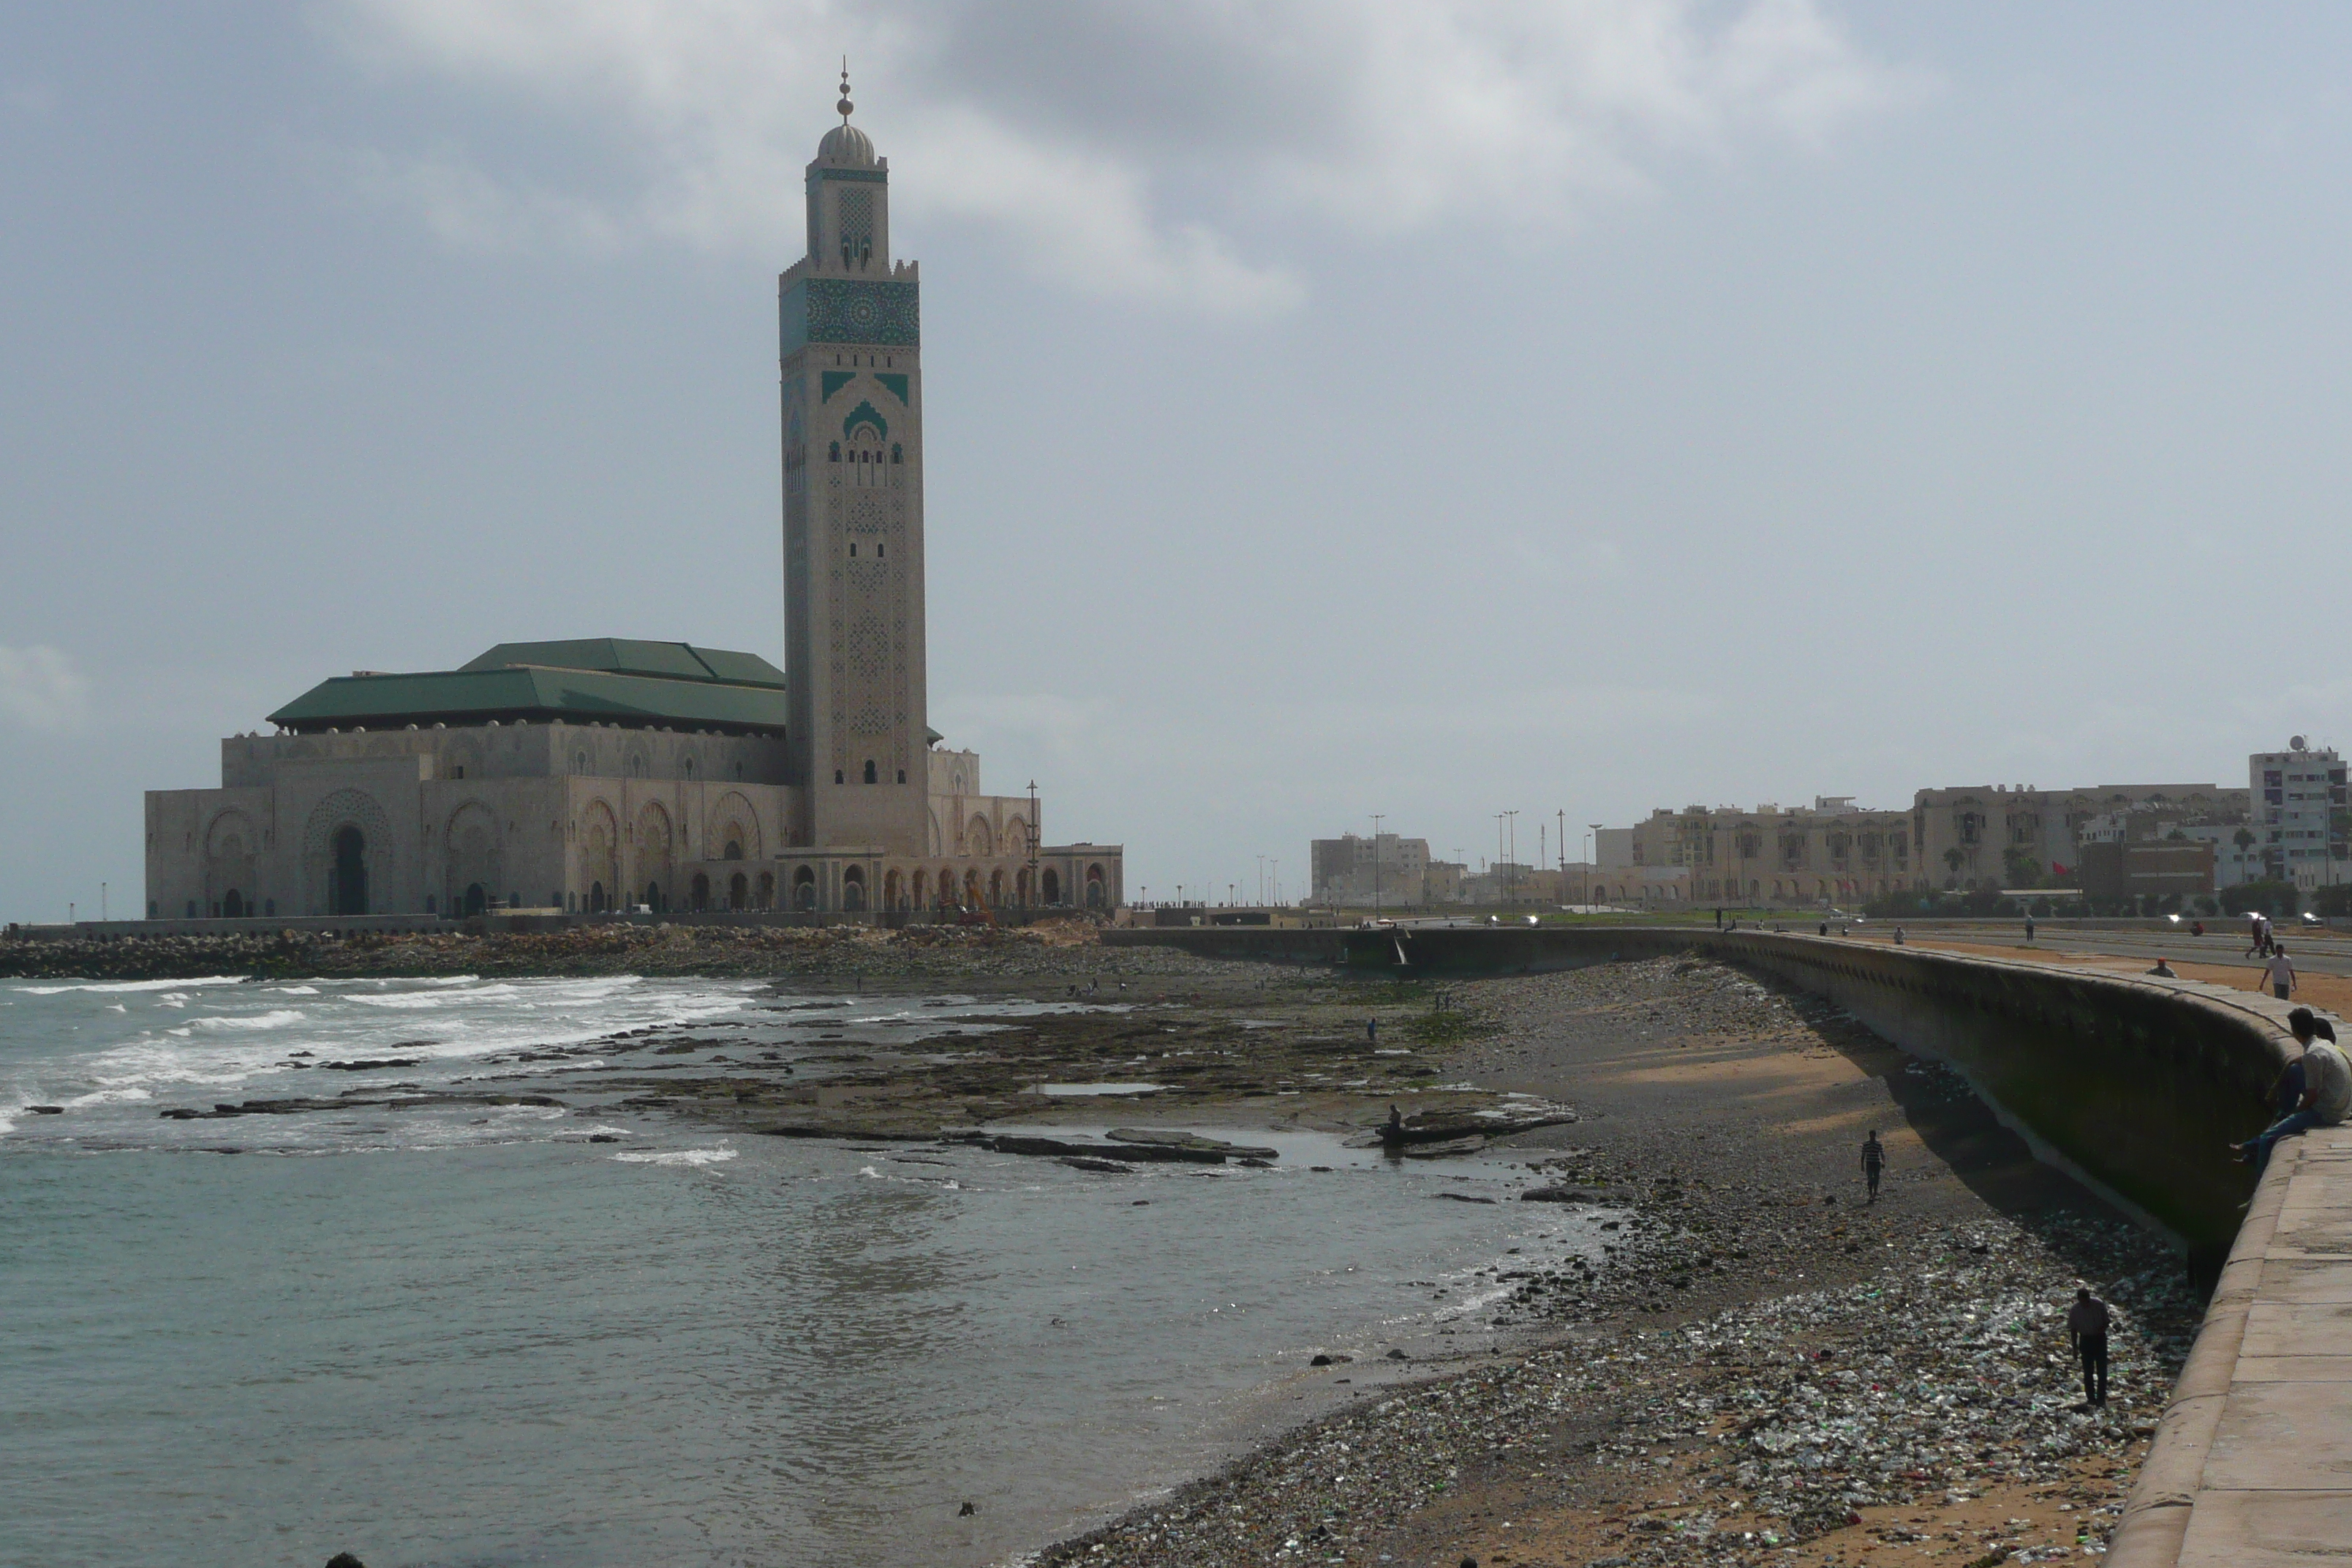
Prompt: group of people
<box><xmin>2247</xmin><ymin>913</ymin><xmax>2280</xmax><ymax>958</ymax></box>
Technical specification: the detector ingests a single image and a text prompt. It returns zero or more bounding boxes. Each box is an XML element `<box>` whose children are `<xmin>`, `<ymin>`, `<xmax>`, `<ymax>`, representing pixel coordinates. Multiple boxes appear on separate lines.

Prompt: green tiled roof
<box><xmin>458</xmin><ymin>639</ymin><xmax>785</xmax><ymax>688</ymax></box>
<box><xmin>270</xmin><ymin>641</ymin><xmax>790</xmax><ymax>734</ymax></box>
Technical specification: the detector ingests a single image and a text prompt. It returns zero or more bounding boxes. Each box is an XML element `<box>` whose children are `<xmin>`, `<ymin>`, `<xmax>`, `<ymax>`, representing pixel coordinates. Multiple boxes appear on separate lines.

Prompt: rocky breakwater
<box><xmin>0</xmin><ymin>918</ymin><xmax>1158</xmax><ymax>984</ymax></box>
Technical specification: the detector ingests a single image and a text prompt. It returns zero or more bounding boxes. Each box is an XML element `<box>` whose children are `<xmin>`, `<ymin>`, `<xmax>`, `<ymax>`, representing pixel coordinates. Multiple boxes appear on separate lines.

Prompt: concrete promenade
<box><xmin>2117</xmin><ymin>1089</ymin><xmax>2352</xmax><ymax>1565</ymax></box>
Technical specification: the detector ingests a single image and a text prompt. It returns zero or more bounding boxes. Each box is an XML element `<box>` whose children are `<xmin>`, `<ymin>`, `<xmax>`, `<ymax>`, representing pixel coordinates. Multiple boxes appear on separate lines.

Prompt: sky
<box><xmin>5</xmin><ymin>2</ymin><xmax>2352</xmax><ymax>919</ymax></box>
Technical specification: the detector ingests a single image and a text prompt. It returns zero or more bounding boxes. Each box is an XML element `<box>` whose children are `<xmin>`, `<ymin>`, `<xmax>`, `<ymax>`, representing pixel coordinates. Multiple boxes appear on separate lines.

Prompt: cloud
<box><xmin>0</xmin><ymin>645</ymin><xmax>88</xmax><ymax>729</ymax></box>
<box><xmin>324</xmin><ymin>0</ymin><xmax>1919</xmax><ymax>309</ymax></box>
<box><xmin>330</xmin><ymin>143</ymin><xmax>625</xmax><ymax>252</ymax></box>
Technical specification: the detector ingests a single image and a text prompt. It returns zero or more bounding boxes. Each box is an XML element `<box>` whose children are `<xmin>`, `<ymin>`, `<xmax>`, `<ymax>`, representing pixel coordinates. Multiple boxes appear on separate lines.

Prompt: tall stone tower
<box><xmin>781</xmin><ymin>70</ymin><xmax>927</xmax><ymax>855</ymax></box>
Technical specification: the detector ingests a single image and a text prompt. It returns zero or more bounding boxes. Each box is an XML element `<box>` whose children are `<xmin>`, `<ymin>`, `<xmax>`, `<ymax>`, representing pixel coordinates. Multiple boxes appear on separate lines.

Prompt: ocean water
<box><xmin>0</xmin><ymin>975</ymin><xmax>1610</xmax><ymax>1567</ymax></box>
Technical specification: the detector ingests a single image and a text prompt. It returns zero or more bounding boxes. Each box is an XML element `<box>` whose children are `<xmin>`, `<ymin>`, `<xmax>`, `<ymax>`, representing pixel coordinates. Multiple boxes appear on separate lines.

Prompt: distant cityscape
<box><xmin>1308</xmin><ymin>739</ymin><xmax>2350</xmax><ymax>916</ymax></box>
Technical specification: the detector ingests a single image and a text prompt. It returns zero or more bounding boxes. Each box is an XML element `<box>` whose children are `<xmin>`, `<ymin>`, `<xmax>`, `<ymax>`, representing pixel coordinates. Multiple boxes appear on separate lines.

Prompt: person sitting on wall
<box><xmin>2266</xmin><ymin>1047</ymin><xmax>2310</xmax><ymax>1123</ymax></box>
<box><xmin>2149</xmin><ymin>959</ymin><xmax>2177</xmax><ymax>978</ymax></box>
<box><xmin>2234</xmin><ymin>1009</ymin><xmax>2351</xmax><ymax>1176</ymax></box>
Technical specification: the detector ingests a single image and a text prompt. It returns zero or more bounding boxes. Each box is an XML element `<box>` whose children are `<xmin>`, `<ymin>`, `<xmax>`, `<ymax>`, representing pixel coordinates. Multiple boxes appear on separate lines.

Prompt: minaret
<box><xmin>781</xmin><ymin>68</ymin><xmax>927</xmax><ymax>854</ymax></box>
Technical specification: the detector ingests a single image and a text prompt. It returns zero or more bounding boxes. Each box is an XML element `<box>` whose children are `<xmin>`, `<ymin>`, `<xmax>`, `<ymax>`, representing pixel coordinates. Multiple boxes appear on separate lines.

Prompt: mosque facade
<box><xmin>143</xmin><ymin>84</ymin><xmax>1123</xmax><ymax>922</ymax></box>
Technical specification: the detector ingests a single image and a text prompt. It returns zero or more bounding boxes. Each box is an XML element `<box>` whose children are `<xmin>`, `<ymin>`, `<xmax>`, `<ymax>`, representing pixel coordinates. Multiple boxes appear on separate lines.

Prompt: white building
<box><xmin>2251</xmin><ymin>739</ymin><xmax>2349</xmax><ymax>893</ymax></box>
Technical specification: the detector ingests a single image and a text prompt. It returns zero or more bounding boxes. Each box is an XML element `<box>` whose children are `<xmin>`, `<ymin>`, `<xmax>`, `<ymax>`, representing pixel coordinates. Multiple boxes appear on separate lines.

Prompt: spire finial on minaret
<box><xmin>837</xmin><ymin>59</ymin><xmax>853</xmax><ymax>123</ymax></box>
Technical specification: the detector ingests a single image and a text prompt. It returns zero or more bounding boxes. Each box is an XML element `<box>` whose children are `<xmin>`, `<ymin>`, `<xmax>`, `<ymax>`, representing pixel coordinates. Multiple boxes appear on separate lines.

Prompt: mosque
<box><xmin>143</xmin><ymin>79</ymin><xmax>1123</xmax><ymax>922</ymax></box>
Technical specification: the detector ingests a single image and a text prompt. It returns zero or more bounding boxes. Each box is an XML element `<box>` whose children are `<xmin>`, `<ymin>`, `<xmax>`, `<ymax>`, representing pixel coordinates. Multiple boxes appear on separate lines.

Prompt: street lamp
<box><xmin>1588</xmin><ymin>822</ymin><xmax>1603</xmax><ymax>909</ymax></box>
<box><xmin>1372</xmin><ymin>813</ymin><xmax>1384</xmax><ymax>919</ymax></box>
<box><xmin>1504</xmin><ymin>810</ymin><xmax>1519</xmax><ymax>906</ymax></box>
<box><xmin>1025</xmin><ymin>780</ymin><xmax>1039</xmax><ymax>907</ymax></box>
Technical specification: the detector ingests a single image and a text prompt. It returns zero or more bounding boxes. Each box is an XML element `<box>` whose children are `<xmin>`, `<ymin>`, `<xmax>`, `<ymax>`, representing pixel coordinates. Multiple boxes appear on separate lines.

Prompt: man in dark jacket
<box><xmin>2068</xmin><ymin>1288</ymin><xmax>2111</xmax><ymax>1406</ymax></box>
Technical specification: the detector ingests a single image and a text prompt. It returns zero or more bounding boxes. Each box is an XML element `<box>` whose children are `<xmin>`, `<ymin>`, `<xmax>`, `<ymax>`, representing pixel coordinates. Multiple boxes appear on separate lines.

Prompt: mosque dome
<box><xmin>818</xmin><ymin>121</ymin><xmax>875</xmax><ymax>165</ymax></box>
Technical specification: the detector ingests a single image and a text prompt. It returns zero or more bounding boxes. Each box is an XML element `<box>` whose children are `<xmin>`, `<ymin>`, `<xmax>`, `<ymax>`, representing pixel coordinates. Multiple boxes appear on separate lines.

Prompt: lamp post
<box><xmin>1026</xmin><ymin>780</ymin><xmax>1039</xmax><ymax>908</ymax></box>
<box><xmin>1588</xmin><ymin>822</ymin><xmax>1603</xmax><ymax>909</ymax></box>
<box><xmin>1371</xmin><ymin>813</ymin><xmax>1384</xmax><ymax>919</ymax></box>
<box><xmin>1504</xmin><ymin>810</ymin><xmax>1519</xmax><ymax>907</ymax></box>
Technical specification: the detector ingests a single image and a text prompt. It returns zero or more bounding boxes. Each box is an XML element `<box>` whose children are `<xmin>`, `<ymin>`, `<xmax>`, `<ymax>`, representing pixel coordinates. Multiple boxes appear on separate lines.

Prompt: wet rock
<box><xmin>1060</xmin><ymin>1156</ymin><xmax>1134</xmax><ymax>1174</ymax></box>
<box><xmin>1400</xmin><ymin>1136</ymin><xmax>1489</xmax><ymax>1159</ymax></box>
<box><xmin>29</xmin><ymin>1105</ymin><xmax>62</xmax><ymax>1115</ymax></box>
<box><xmin>1107</xmin><ymin>1128</ymin><xmax>1280</xmax><ymax>1161</ymax></box>
<box><xmin>325</xmin><ymin>1555</ymin><xmax>366</xmax><ymax>1568</ymax></box>
<box><xmin>992</xmin><ymin>1133</ymin><xmax>1235</xmax><ymax>1166</ymax></box>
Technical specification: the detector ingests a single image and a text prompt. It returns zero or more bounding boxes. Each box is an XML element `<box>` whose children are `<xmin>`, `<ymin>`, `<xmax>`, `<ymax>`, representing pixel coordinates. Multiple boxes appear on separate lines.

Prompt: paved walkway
<box><xmin>2114</xmin><ymin>983</ymin><xmax>2352</xmax><ymax>1566</ymax></box>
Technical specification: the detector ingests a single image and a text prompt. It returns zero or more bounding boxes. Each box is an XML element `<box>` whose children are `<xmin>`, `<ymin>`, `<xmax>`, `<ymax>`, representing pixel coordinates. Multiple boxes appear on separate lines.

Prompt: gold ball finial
<box><xmin>837</xmin><ymin>59</ymin><xmax>853</xmax><ymax>121</ymax></box>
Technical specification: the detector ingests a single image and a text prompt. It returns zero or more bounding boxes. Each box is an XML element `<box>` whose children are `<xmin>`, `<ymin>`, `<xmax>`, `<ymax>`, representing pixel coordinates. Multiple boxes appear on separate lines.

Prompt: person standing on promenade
<box><xmin>2025</xmin><ymin>914</ymin><xmax>2036</xmax><ymax>944</ymax></box>
<box><xmin>1861</xmin><ymin>1131</ymin><xmax>1885</xmax><ymax>1202</ymax></box>
<box><xmin>2068</xmin><ymin>1287</ymin><xmax>2111</xmax><ymax>1406</ymax></box>
<box><xmin>2235</xmin><ymin>1009</ymin><xmax>2351</xmax><ymax>1175</ymax></box>
<box><xmin>2248</xmin><ymin>915</ymin><xmax>2269</xmax><ymax>958</ymax></box>
<box><xmin>2263</xmin><ymin>944</ymin><xmax>2296</xmax><ymax>1000</ymax></box>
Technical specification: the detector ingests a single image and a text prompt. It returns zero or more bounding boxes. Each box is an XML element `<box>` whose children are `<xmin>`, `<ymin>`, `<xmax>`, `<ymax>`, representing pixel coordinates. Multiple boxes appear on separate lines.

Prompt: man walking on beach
<box><xmin>1861</xmin><ymin>1131</ymin><xmax>1885</xmax><ymax>1202</ymax></box>
<box><xmin>2263</xmin><ymin>945</ymin><xmax>2296</xmax><ymax>1000</ymax></box>
<box><xmin>2068</xmin><ymin>1287</ymin><xmax>2111</xmax><ymax>1407</ymax></box>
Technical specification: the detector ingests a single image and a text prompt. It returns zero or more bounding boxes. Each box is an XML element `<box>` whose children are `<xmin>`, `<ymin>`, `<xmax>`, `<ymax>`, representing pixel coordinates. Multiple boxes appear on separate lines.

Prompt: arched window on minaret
<box><xmin>848</xmin><ymin>427</ymin><xmax>884</xmax><ymax>489</ymax></box>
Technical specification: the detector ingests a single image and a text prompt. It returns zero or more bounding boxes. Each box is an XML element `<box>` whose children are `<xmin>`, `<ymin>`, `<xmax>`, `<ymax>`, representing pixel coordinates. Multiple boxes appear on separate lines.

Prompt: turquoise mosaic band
<box><xmin>781</xmin><ymin>278</ymin><xmax>920</xmax><ymax>353</ymax></box>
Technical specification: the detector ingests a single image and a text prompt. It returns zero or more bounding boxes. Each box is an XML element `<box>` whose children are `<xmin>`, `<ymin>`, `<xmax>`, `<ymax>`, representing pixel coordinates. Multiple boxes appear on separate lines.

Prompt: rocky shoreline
<box><xmin>0</xmin><ymin>919</ymin><xmax>1149</xmax><ymax>984</ymax></box>
<box><xmin>1032</xmin><ymin>957</ymin><xmax>2202</xmax><ymax>1568</ymax></box>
